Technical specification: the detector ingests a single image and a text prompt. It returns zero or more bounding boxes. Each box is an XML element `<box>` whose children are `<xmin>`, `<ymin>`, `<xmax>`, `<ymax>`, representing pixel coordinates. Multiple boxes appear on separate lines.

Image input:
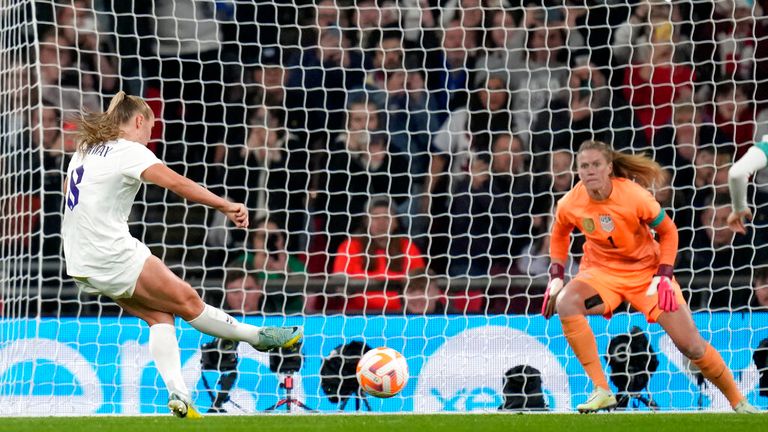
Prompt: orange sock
<box><xmin>561</xmin><ymin>315</ymin><xmax>609</xmax><ymax>391</ymax></box>
<box><xmin>691</xmin><ymin>343</ymin><xmax>743</xmax><ymax>408</ymax></box>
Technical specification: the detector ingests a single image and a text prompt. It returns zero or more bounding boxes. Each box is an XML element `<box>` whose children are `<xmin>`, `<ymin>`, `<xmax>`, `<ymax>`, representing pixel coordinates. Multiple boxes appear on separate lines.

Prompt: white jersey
<box><xmin>62</xmin><ymin>139</ymin><xmax>161</xmax><ymax>296</ymax></box>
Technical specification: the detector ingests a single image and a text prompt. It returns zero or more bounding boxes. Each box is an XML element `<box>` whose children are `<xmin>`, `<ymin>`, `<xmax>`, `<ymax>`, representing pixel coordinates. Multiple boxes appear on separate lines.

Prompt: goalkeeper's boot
<box><xmin>168</xmin><ymin>393</ymin><xmax>203</xmax><ymax>419</ymax></box>
<box><xmin>251</xmin><ymin>326</ymin><xmax>303</xmax><ymax>352</ymax></box>
<box><xmin>577</xmin><ymin>387</ymin><xmax>618</xmax><ymax>414</ymax></box>
<box><xmin>734</xmin><ymin>399</ymin><xmax>760</xmax><ymax>414</ymax></box>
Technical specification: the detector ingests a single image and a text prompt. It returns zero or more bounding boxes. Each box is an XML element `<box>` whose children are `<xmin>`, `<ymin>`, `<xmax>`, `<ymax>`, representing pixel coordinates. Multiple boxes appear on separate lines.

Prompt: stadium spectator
<box><xmin>333</xmin><ymin>196</ymin><xmax>426</xmax><ymax>313</ymax></box>
<box><xmin>348</xmin><ymin>0</ymin><xmax>400</xmax><ymax>53</ymax></box>
<box><xmin>655</xmin><ymin>105</ymin><xmax>730</xmax><ymax>192</ymax></box>
<box><xmin>713</xmin><ymin>82</ymin><xmax>755</xmax><ymax>159</ymax></box>
<box><xmin>690</xmin><ymin>194</ymin><xmax>740</xmax><ymax>270</ymax></box>
<box><xmin>425</xmin><ymin>19</ymin><xmax>481</xmax><ymax>114</ymax></box>
<box><xmin>294</xmin><ymin>25</ymin><xmax>367</xmax><ymax>136</ymax></box>
<box><xmin>431</xmin><ymin>72</ymin><xmax>513</xmax><ymax>182</ymax></box>
<box><xmin>491</xmin><ymin>134</ymin><xmax>528</xmax><ymax>179</ymax></box>
<box><xmin>37</xmin><ymin>27</ymin><xmax>100</xmax><ymax>117</ymax></box>
<box><xmin>397</xmin><ymin>0</ymin><xmax>436</xmax><ymax>42</ymax></box>
<box><xmin>611</xmin><ymin>0</ymin><xmax>692</xmax><ymax>68</ymax></box>
<box><xmin>447</xmin><ymin>152</ymin><xmax>512</xmax><ymax>276</ymax></box>
<box><xmin>2</xmin><ymin>94</ymin><xmax>48</xmax><ymax>254</ymax></box>
<box><xmin>402</xmin><ymin>269</ymin><xmax>448</xmax><ymax>314</ymax></box>
<box><xmin>509</xmin><ymin>19</ymin><xmax>573</xmax><ymax>145</ymax></box>
<box><xmin>690</xmin><ymin>147</ymin><xmax>733</xmax><ymax>209</ymax></box>
<box><xmin>622</xmin><ymin>20</ymin><xmax>695</xmax><ymax>144</ymax></box>
<box><xmin>147</xmin><ymin>0</ymin><xmax>228</xmax><ymax>181</ymax></box>
<box><xmin>379</xmin><ymin>68</ymin><xmax>439</xmax><ymax>165</ymax></box>
<box><xmin>548</xmin><ymin>150</ymin><xmax>576</xmax><ymax>201</ymax></box>
<box><xmin>246</xmin><ymin>47</ymin><xmax>306</xmax><ymax>132</ymax></box>
<box><xmin>366</xmin><ymin>27</ymin><xmax>406</xmax><ymax>90</ymax></box>
<box><xmin>314</xmin><ymin>0</ymin><xmax>344</xmax><ymax>28</ymax></box>
<box><xmin>228</xmin><ymin>217</ymin><xmax>306</xmax><ymax>315</ymax></box>
<box><xmin>236</xmin><ymin>106</ymin><xmax>309</xmax><ymax>252</ymax></box>
<box><xmin>712</xmin><ymin>0</ymin><xmax>767</xmax><ymax>86</ymax></box>
<box><xmin>425</xmin><ymin>72</ymin><xmax>513</xmax><ymax>271</ymax></box>
<box><xmin>531</xmin><ymin>58</ymin><xmax>645</xmax><ymax>168</ymax></box>
<box><xmin>223</xmin><ymin>263</ymin><xmax>303</xmax><ymax>315</ymax></box>
<box><xmin>687</xmin><ymin>194</ymin><xmax>763</xmax><ymax>309</ymax></box>
<box><xmin>250</xmin><ymin>218</ymin><xmax>306</xmax><ymax>280</ymax></box>
<box><xmin>377</xmin><ymin>67</ymin><xmax>439</xmax><ymax>240</ymax></box>
<box><xmin>753</xmin><ymin>267</ymin><xmax>768</xmax><ymax>308</ymax></box>
<box><xmin>223</xmin><ymin>268</ymin><xmax>263</xmax><ymax>315</ymax></box>
<box><xmin>33</xmin><ymin>105</ymin><xmax>70</xmax><ymax>256</ymax></box>
<box><xmin>489</xmin><ymin>134</ymin><xmax>536</xmax><ymax>268</ymax></box>
<box><xmin>315</xmin><ymin>100</ymin><xmax>410</xmax><ymax>258</ymax></box>
<box><xmin>54</xmin><ymin>0</ymin><xmax>119</xmax><ymax>100</ymax></box>
<box><xmin>473</xmin><ymin>7</ymin><xmax>525</xmax><ymax>88</ymax></box>
<box><xmin>439</xmin><ymin>0</ymin><xmax>483</xmax><ymax>29</ymax></box>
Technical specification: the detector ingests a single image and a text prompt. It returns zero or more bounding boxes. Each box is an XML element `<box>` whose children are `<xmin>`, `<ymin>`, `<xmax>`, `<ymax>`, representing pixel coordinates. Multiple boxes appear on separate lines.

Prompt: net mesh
<box><xmin>1</xmin><ymin>0</ymin><xmax>768</xmax><ymax>414</ymax></box>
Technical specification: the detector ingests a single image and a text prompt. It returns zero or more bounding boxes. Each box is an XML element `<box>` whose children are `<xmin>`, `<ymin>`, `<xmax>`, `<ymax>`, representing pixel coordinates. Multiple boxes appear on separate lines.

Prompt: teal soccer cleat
<box><xmin>251</xmin><ymin>326</ymin><xmax>303</xmax><ymax>352</ymax></box>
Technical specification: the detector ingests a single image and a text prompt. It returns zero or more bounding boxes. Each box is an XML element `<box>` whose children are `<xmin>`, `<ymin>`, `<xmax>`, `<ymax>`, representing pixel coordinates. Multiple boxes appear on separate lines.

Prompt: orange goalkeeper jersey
<box><xmin>552</xmin><ymin>177</ymin><xmax>665</xmax><ymax>272</ymax></box>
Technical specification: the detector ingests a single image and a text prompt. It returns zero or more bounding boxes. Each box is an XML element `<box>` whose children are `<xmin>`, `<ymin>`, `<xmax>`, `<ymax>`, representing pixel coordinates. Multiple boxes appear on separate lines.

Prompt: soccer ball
<box><xmin>355</xmin><ymin>347</ymin><xmax>409</xmax><ymax>398</ymax></box>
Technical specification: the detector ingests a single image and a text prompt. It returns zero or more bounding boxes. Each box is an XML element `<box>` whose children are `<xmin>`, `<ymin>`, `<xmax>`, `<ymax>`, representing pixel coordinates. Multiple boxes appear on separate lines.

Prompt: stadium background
<box><xmin>3</xmin><ymin>0</ymin><xmax>768</xmax><ymax>415</ymax></box>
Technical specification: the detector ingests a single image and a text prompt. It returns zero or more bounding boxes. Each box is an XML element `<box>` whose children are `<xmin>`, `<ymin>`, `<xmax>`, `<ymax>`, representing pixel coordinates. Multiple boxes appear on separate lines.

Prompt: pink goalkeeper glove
<box><xmin>542</xmin><ymin>263</ymin><xmax>565</xmax><ymax>319</ymax></box>
<box><xmin>645</xmin><ymin>264</ymin><xmax>678</xmax><ymax>313</ymax></box>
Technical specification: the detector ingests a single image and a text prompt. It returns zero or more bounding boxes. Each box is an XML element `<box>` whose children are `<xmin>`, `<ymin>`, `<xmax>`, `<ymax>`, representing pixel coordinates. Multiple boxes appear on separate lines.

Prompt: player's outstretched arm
<box><xmin>141</xmin><ymin>163</ymin><xmax>249</xmax><ymax>228</ymax></box>
<box><xmin>728</xmin><ymin>145</ymin><xmax>767</xmax><ymax>233</ymax></box>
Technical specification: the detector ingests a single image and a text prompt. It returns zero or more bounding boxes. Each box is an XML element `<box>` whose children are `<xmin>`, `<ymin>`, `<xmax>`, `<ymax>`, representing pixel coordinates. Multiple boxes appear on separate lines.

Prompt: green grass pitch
<box><xmin>1</xmin><ymin>413</ymin><xmax>766</xmax><ymax>432</ymax></box>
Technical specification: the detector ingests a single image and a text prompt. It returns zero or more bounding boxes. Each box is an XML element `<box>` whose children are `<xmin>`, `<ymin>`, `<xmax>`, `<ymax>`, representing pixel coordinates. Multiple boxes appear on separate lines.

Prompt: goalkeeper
<box><xmin>728</xmin><ymin>135</ymin><xmax>768</xmax><ymax>233</ymax></box>
<box><xmin>61</xmin><ymin>92</ymin><xmax>302</xmax><ymax>418</ymax></box>
<box><xmin>542</xmin><ymin>140</ymin><xmax>757</xmax><ymax>414</ymax></box>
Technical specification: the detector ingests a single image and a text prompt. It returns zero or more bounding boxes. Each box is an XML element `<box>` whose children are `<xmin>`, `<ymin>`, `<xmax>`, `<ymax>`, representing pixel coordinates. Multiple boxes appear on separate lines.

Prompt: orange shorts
<box><xmin>572</xmin><ymin>265</ymin><xmax>686</xmax><ymax>323</ymax></box>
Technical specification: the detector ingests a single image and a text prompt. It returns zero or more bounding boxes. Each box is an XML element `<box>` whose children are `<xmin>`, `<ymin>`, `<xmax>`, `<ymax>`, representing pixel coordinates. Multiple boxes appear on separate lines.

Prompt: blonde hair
<box><xmin>74</xmin><ymin>91</ymin><xmax>153</xmax><ymax>154</ymax></box>
<box><xmin>578</xmin><ymin>140</ymin><xmax>667</xmax><ymax>188</ymax></box>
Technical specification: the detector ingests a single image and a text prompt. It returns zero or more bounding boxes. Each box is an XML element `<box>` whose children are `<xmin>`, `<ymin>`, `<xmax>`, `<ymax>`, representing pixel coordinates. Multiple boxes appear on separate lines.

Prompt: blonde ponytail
<box><xmin>578</xmin><ymin>140</ymin><xmax>667</xmax><ymax>188</ymax></box>
<box><xmin>73</xmin><ymin>91</ymin><xmax>153</xmax><ymax>154</ymax></box>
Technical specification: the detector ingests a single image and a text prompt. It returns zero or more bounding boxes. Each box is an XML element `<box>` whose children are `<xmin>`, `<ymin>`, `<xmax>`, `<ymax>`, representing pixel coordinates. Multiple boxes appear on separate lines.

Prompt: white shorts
<box><xmin>70</xmin><ymin>241</ymin><xmax>152</xmax><ymax>299</ymax></box>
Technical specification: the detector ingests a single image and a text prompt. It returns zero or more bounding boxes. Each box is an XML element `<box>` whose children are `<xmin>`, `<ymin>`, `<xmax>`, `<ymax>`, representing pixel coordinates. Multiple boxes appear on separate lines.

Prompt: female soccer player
<box><xmin>542</xmin><ymin>140</ymin><xmax>757</xmax><ymax>413</ymax></box>
<box><xmin>728</xmin><ymin>136</ymin><xmax>768</xmax><ymax>233</ymax></box>
<box><xmin>62</xmin><ymin>92</ymin><xmax>302</xmax><ymax>418</ymax></box>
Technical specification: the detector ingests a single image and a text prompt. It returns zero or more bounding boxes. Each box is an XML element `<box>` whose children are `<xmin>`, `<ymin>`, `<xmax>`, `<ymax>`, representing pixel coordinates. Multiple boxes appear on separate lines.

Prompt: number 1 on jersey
<box><xmin>608</xmin><ymin>236</ymin><xmax>617</xmax><ymax>249</ymax></box>
<box><xmin>67</xmin><ymin>165</ymin><xmax>85</xmax><ymax>210</ymax></box>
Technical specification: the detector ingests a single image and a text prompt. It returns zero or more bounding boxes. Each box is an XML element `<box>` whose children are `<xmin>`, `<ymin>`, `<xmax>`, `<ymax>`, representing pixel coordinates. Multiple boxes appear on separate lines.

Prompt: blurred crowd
<box><xmin>8</xmin><ymin>0</ymin><xmax>768</xmax><ymax>315</ymax></box>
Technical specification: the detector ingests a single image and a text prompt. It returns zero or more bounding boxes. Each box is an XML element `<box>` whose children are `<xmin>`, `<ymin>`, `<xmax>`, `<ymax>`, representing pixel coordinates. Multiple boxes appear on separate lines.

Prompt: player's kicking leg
<box><xmin>132</xmin><ymin>256</ymin><xmax>304</xmax><ymax>352</ymax></box>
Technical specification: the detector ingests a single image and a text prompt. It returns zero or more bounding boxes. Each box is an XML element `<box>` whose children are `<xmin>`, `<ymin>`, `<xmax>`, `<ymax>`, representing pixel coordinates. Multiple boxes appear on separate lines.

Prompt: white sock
<box><xmin>149</xmin><ymin>323</ymin><xmax>190</xmax><ymax>400</ymax></box>
<box><xmin>187</xmin><ymin>304</ymin><xmax>261</xmax><ymax>346</ymax></box>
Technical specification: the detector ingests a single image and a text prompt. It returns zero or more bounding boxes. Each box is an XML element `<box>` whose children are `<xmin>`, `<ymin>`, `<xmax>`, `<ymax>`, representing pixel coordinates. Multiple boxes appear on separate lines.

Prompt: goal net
<box><xmin>2</xmin><ymin>0</ymin><xmax>768</xmax><ymax>414</ymax></box>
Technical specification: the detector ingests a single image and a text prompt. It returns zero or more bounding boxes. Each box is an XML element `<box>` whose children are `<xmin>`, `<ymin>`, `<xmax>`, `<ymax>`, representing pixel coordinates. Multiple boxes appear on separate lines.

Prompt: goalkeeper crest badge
<box><xmin>582</xmin><ymin>218</ymin><xmax>596</xmax><ymax>233</ymax></box>
<box><xmin>599</xmin><ymin>215</ymin><xmax>615</xmax><ymax>232</ymax></box>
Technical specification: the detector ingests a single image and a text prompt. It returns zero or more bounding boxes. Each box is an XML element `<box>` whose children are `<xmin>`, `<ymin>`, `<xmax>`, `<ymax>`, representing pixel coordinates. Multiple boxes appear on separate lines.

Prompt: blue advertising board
<box><xmin>1</xmin><ymin>313</ymin><xmax>767</xmax><ymax>414</ymax></box>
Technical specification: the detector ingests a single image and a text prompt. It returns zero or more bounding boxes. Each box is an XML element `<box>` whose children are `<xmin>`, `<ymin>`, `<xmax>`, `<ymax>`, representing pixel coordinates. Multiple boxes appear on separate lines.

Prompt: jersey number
<box><xmin>66</xmin><ymin>165</ymin><xmax>85</xmax><ymax>210</ymax></box>
<box><xmin>608</xmin><ymin>236</ymin><xmax>618</xmax><ymax>249</ymax></box>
